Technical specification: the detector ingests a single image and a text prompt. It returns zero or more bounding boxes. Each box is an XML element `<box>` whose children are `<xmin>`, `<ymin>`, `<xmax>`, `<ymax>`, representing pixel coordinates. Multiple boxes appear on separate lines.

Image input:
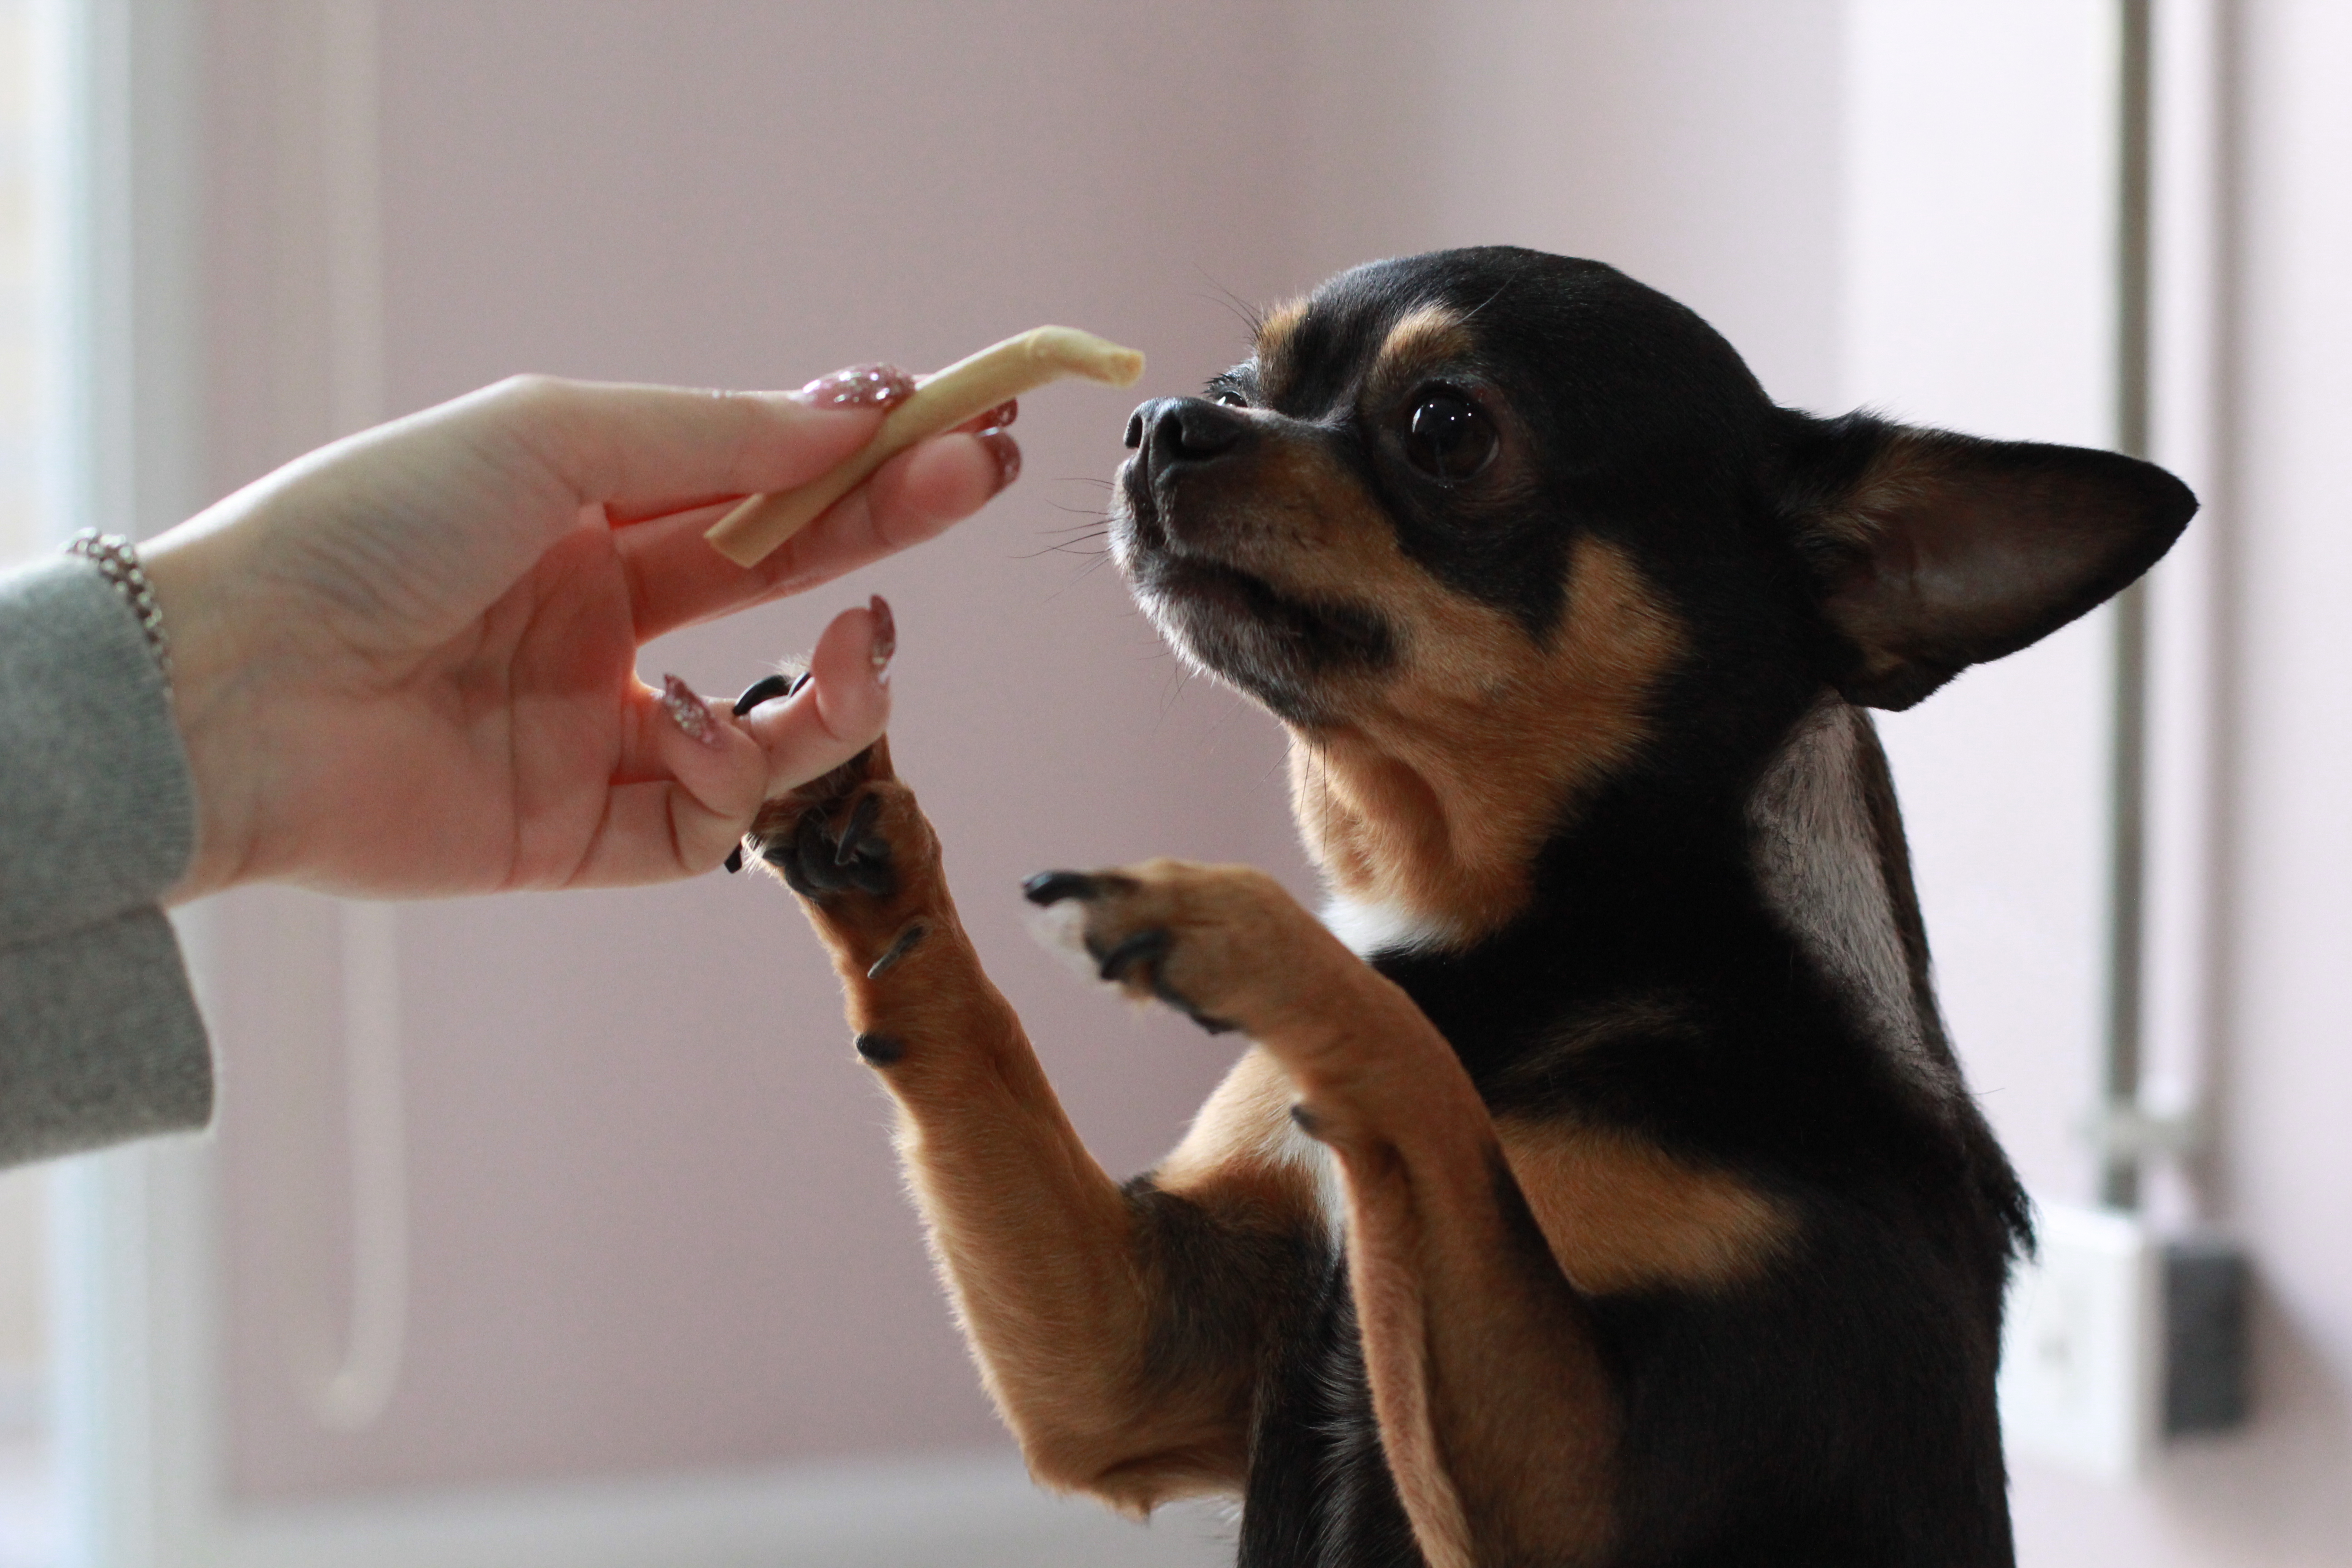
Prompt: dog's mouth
<box><xmin>1112</xmin><ymin>459</ymin><xmax>1395</xmax><ymax>725</ymax></box>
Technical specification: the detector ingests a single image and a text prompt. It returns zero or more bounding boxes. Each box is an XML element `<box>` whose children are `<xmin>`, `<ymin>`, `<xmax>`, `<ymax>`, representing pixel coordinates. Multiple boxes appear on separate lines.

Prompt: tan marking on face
<box><xmin>1252</xmin><ymin>297</ymin><xmax>1308</xmax><ymax>400</ymax></box>
<box><xmin>1496</xmin><ymin>1116</ymin><xmax>1796</xmax><ymax>1294</ymax></box>
<box><xmin>1250</xmin><ymin>461</ymin><xmax>1684</xmax><ymax>940</ymax></box>
<box><xmin>1370</xmin><ymin>303</ymin><xmax>1473</xmax><ymax>393</ymax></box>
<box><xmin>1159</xmin><ymin>429</ymin><xmax>1682</xmax><ymax>941</ymax></box>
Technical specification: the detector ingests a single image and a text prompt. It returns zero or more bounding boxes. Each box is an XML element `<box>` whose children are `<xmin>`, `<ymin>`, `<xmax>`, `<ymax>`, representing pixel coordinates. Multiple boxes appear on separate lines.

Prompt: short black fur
<box><xmin>1106</xmin><ymin>247</ymin><xmax>2192</xmax><ymax>1566</ymax></box>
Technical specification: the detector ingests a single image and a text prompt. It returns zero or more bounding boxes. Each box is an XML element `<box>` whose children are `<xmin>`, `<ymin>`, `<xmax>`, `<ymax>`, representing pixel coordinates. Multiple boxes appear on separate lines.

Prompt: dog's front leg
<box><xmin>1031</xmin><ymin>860</ymin><xmax>1620</xmax><ymax>1568</ymax></box>
<box><xmin>750</xmin><ymin>748</ymin><xmax>1290</xmax><ymax>1514</ymax></box>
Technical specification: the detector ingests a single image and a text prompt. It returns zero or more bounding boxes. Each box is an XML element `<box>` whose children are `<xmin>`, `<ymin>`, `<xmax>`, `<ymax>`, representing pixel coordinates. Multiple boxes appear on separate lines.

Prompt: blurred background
<box><xmin>0</xmin><ymin>1</ymin><xmax>2344</xmax><ymax>1565</ymax></box>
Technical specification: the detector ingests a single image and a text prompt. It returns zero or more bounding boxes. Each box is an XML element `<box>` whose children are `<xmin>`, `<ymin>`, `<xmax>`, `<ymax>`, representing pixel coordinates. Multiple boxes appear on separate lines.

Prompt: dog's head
<box><xmin>1108</xmin><ymin>246</ymin><xmax>2194</xmax><ymax>935</ymax></box>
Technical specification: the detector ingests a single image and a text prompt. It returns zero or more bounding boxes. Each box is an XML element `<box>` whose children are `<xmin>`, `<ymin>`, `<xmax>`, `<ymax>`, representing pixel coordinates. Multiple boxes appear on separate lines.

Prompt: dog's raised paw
<box><xmin>1022</xmin><ymin>862</ymin><xmax>1274</xmax><ymax>1035</ymax></box>
<box><xmin>760</xmin><ymin>785</ymin><xmax>896</xmax><ymax>900</ymax></box>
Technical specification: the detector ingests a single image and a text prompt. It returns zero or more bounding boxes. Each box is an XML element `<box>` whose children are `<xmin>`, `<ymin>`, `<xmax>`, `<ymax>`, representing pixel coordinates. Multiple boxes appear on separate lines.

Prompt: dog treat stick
<box><xmin>706</xmin><ymin>325</ymin><xmax>1147</xmax><ymax>568</ymax></box>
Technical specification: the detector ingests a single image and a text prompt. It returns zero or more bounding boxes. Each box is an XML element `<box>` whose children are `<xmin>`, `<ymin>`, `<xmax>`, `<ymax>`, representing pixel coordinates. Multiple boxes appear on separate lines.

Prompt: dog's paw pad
<box><xmin>755</xmin><ymin>783</ymin><xmax>899</xmax><ymax>902</ymax></box>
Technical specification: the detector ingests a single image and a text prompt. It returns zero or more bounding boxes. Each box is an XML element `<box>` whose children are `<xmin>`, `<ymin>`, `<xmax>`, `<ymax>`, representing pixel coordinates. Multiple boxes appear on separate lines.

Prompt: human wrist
<box><xmin>139</xmin><ymin>520</ymin><xmax>266</xmax><ymax>902</ymax></box>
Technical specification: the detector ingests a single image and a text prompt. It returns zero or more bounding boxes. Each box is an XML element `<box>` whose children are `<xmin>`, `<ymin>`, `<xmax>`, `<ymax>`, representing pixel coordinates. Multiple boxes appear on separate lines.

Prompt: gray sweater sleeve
<box><xmin>0</xmin><ymin>555</ymin><xmax>213</xmax><ymax>1166</ymax></box>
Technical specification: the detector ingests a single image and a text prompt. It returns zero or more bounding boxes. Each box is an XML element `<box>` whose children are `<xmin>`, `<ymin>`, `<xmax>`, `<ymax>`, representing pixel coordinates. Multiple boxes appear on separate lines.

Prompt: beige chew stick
<box><xmin>705</xmin><ymin>325</ymin><xmax>1147</xmax><ymax>568</ymax></box>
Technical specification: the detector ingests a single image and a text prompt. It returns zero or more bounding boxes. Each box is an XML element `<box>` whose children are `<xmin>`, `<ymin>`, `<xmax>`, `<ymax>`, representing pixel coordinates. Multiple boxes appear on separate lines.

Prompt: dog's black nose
<box><xmin>1128</xmin><ymin>397</ymin><xmax>1250</xmax><ymax>489</ymax></box>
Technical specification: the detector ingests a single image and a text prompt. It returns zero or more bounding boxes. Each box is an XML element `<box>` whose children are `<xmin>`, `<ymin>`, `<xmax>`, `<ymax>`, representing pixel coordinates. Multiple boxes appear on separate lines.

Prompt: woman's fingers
<box><xmin>598</xmin><ymin>368</ymin><xmax>923</xmax><ymax>528</ymax></box>
<box><xmin>490</xmin><ymin>377</ymin><xmax>890</xmax><ymax>512</ymax></box>
<box><xmin>567</xmin><ymin>674</ymin><xmax>774</xmax><ymax>885</ymax></box>
<box><xmin>735</xmin><ymin>598</ymin><xmax>896</xmax><ymax>794</ymax></box>
<box><xmin>744</xmin><ymin>431</ymin><xmax>1015</xmax><ymax>602</ymax></box>
<box><xmin>617</xmin><ymin>430</ymin><xmax>1012</xmax><ymax>638</ymax></box>
<box><xmin>571</xmin><ymin>599</ymin><xmax>895</xmax><ymax>886</ymax></box>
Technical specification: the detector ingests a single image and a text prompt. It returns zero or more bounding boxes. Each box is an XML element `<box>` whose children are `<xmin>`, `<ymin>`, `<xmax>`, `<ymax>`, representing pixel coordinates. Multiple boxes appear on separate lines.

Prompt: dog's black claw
<box><xmin>867</xmin><ymin>922</ymin><xmax>928</xmax><ymax>980</ymax></box>
<box><xmin>724</xmin><ymin>845</ymin><xmax>745</xmax><ymax>874</ymax></box>
<box><xmin>1024</xmin><ymin>870</ymin><xmax>1102</xmax><ymax>906</ymax></box>
<box><xmin>1096</xmin><ymin>927</ymin><xmax>1172</xmax><ymax>985</ymax></box>
<box><xmin>789</xmin><ymin>669</ymin><xmax>814</xmax><ymax>697</ymax></box>
<box><xmin>1173</xmin><ymin>999</ymin><xmax>1239</xmax><ymax>1035</ymax></box>
<box><xmin>837</xmin><ymin>794</ymin><xmax>884</xmax><ymax>865</ymax></box>
<box><xmin>853</xmin><ymin>1031</ymin><xmax>906</xmax><ymax>1066</ymax></box>
<box><xmin>732</xmin><ymin>671</ymin><xmax>796</xmax><ymax>716</ymax></box>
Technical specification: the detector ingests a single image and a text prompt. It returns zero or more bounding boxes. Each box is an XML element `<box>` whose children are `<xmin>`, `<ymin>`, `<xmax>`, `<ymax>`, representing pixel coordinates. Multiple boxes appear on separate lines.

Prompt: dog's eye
<box><xmin>1402</xmin><ymin>391</ymin><xmax>1495</xmax><ymax>482</ymax></box>
<box><xmin>1211</xmin><ymin>389</ymin><xmax>1249</xmax><ymax>409</ymax></box>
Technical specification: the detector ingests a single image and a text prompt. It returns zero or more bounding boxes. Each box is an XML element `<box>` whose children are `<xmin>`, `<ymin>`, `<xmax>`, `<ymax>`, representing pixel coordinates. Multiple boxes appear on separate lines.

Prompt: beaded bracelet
<box><xmin>65</xmin><ymin>528</ymin><xmax>175</xmax><ymax>686</ymax></box>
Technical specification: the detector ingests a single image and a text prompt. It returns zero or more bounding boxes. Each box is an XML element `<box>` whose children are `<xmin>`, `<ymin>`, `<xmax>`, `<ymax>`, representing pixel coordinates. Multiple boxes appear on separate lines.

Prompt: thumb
<box><xmin>738</xmin><ymin>596</ymin><xmax>897</xmax><ymax>794</ymax></box>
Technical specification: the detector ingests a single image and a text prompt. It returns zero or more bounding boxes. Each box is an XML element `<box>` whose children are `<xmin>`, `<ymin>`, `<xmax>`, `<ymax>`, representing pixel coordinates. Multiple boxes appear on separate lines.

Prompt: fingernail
<box><xmin>794</xmin><ymin>363</ymin><xmax>917</xmax><ymax>409</ymax></box>
<box><xmin>661</xmin><ymin>674</ymin><xmax>720</xmax><ymax>746</ymax></box>
<box><xmin>868</xmin><ymin>595</ymin><xmax>896</xmax><ymax>680</ymax></box>
<box><xmin>978</xmin><ymin>398</ymin><xmax>1017</xmax><ymax>430</ymax></box>
<box><xmin>975</xmin><ymin>428</ymin><xmax>1022</xmax><ymax>495</ymax></box>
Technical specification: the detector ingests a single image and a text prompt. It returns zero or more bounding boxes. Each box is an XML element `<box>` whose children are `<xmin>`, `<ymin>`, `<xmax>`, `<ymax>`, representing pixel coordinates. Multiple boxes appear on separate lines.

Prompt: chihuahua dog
<box><xmin>748</xmin><ymin>248</ymin><xmax>2193</xmax><ymax>1567</ymax></box>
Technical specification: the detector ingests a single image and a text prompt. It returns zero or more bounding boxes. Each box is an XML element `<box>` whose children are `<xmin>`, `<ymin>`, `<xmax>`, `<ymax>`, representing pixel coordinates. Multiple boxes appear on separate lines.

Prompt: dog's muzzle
<box><xmin>1124</xmin><ymin>396</ymin><xmax>1252</xmax><ymax>509</ymax></box>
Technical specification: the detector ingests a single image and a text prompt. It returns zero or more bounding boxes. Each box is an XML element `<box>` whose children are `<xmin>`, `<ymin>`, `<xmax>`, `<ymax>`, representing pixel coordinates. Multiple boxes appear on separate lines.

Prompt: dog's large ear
<box><xmin>1778</xmin><ymin>412</ymin><xmax>2196</xmax><ymax>710</ymax></box>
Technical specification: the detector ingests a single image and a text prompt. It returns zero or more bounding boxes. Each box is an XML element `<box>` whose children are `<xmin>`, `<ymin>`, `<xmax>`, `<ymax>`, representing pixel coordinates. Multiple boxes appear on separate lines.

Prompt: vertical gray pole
<box><xmin>2103</xmin><ymin>0</ymin><xmax>2154</xmax><ymax>1210</ymax></box>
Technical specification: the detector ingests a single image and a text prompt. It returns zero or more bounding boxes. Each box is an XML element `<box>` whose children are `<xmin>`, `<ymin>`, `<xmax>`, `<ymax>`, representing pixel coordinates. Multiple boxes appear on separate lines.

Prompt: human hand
<box><xmin>140</xmin><ymin>370</ymin><xmax>1018</xmax><ymax>902</ymax></box>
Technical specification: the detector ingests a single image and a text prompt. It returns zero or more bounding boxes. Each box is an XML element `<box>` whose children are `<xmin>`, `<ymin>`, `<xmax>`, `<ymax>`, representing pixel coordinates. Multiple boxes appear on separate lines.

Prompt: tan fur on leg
<box><xmin>1041</xmin><ymin>859</ymin><xmax>1622</xmax><ymax>1563</ymax></box>
<box><xmin>756</xmin><ymin>755</ymin><xmax>1316</xmax><ymax>1514</ymax></box>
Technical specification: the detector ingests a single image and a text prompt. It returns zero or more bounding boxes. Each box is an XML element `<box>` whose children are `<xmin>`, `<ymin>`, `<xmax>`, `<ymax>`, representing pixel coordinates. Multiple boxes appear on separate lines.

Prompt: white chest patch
<box><xmin>1320</xmin><ymin>893</ymin><xmax>1446</xmax><ymax>959</ymax></box>
<box><xmin>1271</xmin><ymin>1112</ymin><xmax>1350</xmax><ymax>1246</ymax></box>
<box><xmin>1745</xmin><ymin>696</ymin><xmax>1948</xmax><ymax>1092</ymax></box>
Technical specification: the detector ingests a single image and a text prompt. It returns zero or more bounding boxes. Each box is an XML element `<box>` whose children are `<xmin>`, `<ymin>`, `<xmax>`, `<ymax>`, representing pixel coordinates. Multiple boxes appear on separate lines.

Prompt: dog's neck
<box><xmin>1285</xmin><ymin>534</ymin><xmax>1683</xmax><ymax>951</ymax></box>
<box><xmin>1301</xmin><ymin>683</ymin><xmax>1960</xmax><ymax>1094</ymax></box>
<box><xmin>1289</xmin><ymin>726</ymin><xmax>1552</xmax><ymax>951</ymax></box>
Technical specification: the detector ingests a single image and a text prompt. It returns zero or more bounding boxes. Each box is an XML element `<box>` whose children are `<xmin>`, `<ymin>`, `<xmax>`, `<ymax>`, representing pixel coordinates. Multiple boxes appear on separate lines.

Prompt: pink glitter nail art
<box><xmin>661</xmin><ymin>674</ymin><xmax>720</xmax><ymax>745</ymax></box>
<box><xmin>795</xmin><ymin>363</ymin><xmax>917</xmax><ymax>409</ymax></box>
<box><xmin>975</xmin><ymin>428</ymin><xmax>1022</xmax><ymax>494</ymax></box>
<box><xmin>868</xmin><ymin>595</ymin><xmax>897</xmax><ymax>674</ymax></box>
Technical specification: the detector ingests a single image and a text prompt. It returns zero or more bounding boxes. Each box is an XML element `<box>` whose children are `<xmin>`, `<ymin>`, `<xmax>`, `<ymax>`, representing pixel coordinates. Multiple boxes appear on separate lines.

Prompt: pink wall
<box><xmin>187</xmin><ymin>6</ymin><xmax>2352</xmax><ymax>1561</ymax></box>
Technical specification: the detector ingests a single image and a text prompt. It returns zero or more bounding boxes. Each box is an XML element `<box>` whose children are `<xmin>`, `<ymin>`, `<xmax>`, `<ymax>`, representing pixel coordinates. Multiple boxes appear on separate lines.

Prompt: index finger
<box><xmin>482</xmin><ymin>376</ymin><xmax>887</xmax><ymax>514</ymax></box>
<box><xmin>618</xmin><ymin>428</ymin><xmax>1010</xmax><ymax>640</ymax></box>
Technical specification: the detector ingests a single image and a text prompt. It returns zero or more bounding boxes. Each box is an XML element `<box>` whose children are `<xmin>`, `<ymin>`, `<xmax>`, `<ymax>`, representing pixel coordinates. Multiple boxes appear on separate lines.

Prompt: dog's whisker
<box><xmin>1192</xmin><ymin>270</ymin><xmax>1266</xmax><ymax>342</ymax></box>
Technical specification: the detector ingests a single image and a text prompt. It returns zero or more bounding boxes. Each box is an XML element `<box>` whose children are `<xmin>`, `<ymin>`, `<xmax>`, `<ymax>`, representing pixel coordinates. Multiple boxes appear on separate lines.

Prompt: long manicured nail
<box><xmin>661</xmin><ymin>674</ymin><xmax>720</xmax><ymax>746</ymax></box>
<box><xmin>977</xmin><ymin>398</ymin><xmax>1017</xmax><ymax>430</ymax></box>
<box><xmin>794</xmin><ymin>363</ymin><xmax>916</xmax><ymax>409</ymax></box>
<box><xmin>976</xmin><ymin>428</ymin><xmax>1021</xmax><ymax>495</ymax></box>
<box><xmin>868</xmin><ymin>595</ymin><xmax>896</xmax><ymax>680</ymax></box>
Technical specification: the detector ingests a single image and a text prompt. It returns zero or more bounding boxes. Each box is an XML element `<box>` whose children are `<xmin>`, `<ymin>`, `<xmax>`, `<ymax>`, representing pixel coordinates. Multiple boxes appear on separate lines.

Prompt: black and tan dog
<box><xmin>748</xmin><ymin>248</ymin><xmax>2193</xmax><ymax>1567</ymax></box>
